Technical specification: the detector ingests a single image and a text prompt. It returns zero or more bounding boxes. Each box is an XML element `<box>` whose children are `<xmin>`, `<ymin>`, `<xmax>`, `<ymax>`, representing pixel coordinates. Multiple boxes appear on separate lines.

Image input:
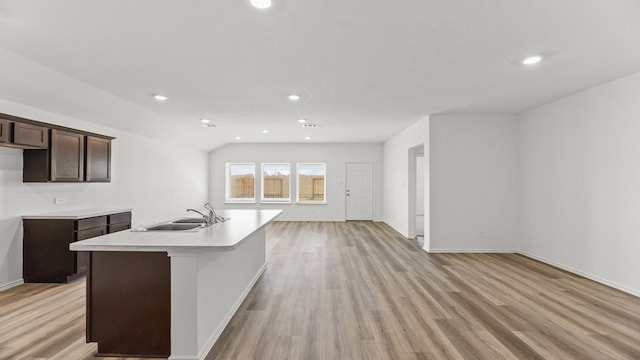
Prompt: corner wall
<box><xmin>382</xmin><ymin>118</ymin><xmax>429</xmax><ymax>238</ymax></box>
<box><xmin>429</xmin><ymin>114</ymin><xmax>518</xmax><ymax>252</ymax></box>
<box><xmin>517</xmin><ymin>72</ymin><xmax>640</xmax><ymax>295</ymax></box>
<box><xmin>0</xmin><ymin>99</ymin><xmax>209</xmax><ymax>289</ymax></box>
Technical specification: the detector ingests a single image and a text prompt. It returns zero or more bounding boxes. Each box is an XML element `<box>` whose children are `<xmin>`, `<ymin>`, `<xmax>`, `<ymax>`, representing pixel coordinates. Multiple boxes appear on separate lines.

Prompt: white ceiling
<box><xmin>1</xmin><ymin>0</ymin><xmax>639</xmax><ymax>151</ymax></box>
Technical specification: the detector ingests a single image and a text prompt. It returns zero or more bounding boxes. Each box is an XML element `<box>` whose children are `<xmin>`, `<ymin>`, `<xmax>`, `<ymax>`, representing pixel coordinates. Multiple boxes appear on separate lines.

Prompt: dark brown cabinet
<box><xmin>13</xmin><ymin>122</ymin><xmax>49</xmax><ymax>148</ymax></box>
<box><xmin>86</xmin><ymin>136</ymin><xmax>111</xmax><ymax>182</ymax></box>
<box><xmin>0</xmin><ymin>119</ymin><xmax>10</xmax><ymax>143</ymax></box>
<box><xmin>0</xmin><ymin>117</ymin><xmax>49</xmax><ymax>149</ymax></box>
<box><xmin>88</xmin><ymin>252</ymin><xmax>170</xmax><ymax>357</ymax></box>
<box><xmin>50</xmin><ymin>129</ymin><xmax>85</xmax><ymax>182</ymax></box>
<box><xmin>0</xmin><ymin>112</ymin><xmax>114</xmax><ymax>182</ymax></box>
<box><xmin>108</xmin><ymin>212</ymin><xmax>132</xmax><ymax>232</ymax></box>
<box><xmin>23</xmin><ymin>211</ymin><xmax>132</xmax><ymax>283</ymax></box>
<box><xmin>23</xmin><ymin>131</ymin><xmax>112</xmax><ymax>182</ymax></box>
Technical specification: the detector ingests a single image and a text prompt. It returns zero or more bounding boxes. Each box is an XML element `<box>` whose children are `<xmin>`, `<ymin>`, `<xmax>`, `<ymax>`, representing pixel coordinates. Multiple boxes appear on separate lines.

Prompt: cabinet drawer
<box><xmin>108</xmin><ymin>222</ymin><xmax>131</xmax><ymax>234</ymax></box>
<box><xmin>108</xmin><ymin>212</ymin><xmax>131</xmax><ymax>225</ymax></box>
<box><xmin>77</xmin><ymin>226</ymin><xmax>107</xmax><ymax>240</ymax></box>
<box><xmin>77</xmin><ymin>216</ymin><xmax>107</xmax><ymax>231</ymax></box>
<box><xmin>13</xmin><ymin>122</ymin><xmax>49</xmax><ymax>148</ymax></box>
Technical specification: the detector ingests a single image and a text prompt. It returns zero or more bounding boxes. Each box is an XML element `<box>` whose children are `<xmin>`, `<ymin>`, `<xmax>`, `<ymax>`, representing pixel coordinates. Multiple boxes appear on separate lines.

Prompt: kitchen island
<box><xmin>70</xmin><ymin>209</ymin><xmax>282</xmax><ymax>360</ymax></box>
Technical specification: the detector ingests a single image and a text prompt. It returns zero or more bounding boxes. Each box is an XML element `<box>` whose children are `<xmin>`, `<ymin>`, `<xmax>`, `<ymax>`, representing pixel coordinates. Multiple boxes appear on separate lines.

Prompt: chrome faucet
<box><xmin>187</xmin><ymin>202</ymin><xmax>225</xmax><ymax>226</ymax></box>
<box><xmin>186</xmin><ymin>208</ymin><xmax>214</xmax><ymax>225</ymax></box>
<box><xmin>204</xmin><ymin>202</ymin><xmax>226</xmax><ymax>223</ymax></box>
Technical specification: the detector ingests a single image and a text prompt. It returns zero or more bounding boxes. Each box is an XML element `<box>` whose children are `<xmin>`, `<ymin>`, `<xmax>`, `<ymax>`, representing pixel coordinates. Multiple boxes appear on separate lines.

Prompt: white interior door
<box><xmin>346</xmin><ymin>163</ymin><xmax>374</xmax><ymax>221</ymax></box>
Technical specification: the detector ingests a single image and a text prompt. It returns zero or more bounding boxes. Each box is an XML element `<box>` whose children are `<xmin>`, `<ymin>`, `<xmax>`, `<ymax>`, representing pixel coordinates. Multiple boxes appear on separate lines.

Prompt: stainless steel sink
<box><xmin>171</xmin><ymin>218</ymin><xmax>207</xmax><ymax>224</ymax></box>
<box><xmin>139</xmin><ymin>223</ymin><xmax>204</xmax><ymax>231</ymax></box>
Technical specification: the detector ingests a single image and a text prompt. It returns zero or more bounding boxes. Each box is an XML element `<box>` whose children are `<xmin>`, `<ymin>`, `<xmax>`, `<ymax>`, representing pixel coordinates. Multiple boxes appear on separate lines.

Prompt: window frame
<box><xmin>225</xmin><ymin>162</ymin><xmax>257</xmax><ymax>203</ymax></box>
<box><xmin>296</xmin><ymin>162</ymin><xmax>327</xmax><ymax>204</ymax></box>
<box><xmin>261</xmin><ymin>162</ymin><xmax>292</xmax><ymax>203</ymax></box>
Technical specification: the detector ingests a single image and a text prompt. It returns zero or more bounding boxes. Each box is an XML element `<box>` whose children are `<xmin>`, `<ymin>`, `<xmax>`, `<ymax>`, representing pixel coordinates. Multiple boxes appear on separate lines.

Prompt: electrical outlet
<box><xmin>54</xmin><ymin>197</ymin><xmax>66</xmax><ymax>204</ymax></box>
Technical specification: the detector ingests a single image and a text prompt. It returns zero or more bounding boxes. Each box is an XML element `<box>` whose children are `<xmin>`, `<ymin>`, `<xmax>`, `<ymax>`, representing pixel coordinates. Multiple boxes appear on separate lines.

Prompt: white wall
<box><xmin>429</xmin><ymin>114</ymin><xmax>518</xmax><ymax>252</ymax></box>
<box><xmin>518</xmin><ymin>72</ymin><xmax>640</xmax><ymax>295</ymax></box>
<box><xmin>209</xmin><ymin>143</ymin><xmax>383</xmax><ymax>221</ymax></box>
<box><xmin>382</xmin><ymin>118</ymin><xmax>429</xmax><ymax>239</ymax></box>
<box><xmin>0</xmin><ymin>99</ymin><xmax>209</xmax><ymax>289</ymax></box>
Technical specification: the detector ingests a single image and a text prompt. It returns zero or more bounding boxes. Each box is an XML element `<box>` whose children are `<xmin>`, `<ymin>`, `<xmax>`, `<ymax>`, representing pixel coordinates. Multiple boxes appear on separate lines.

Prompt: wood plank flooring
<box><xmin>208</xmin><ymin>222</ymin><xmax>640</xmax><ymax>359</ymax></box>
<box><xmin>1</xmin><ymin>221</ymin><xmax>639</xmax><ymax>359</ymax></box>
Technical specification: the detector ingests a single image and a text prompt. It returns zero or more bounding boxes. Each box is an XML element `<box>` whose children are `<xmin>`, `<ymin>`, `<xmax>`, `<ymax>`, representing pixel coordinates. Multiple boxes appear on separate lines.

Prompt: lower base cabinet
<box><xmin>87</xmin><ymin>251</ymin><xmax>170</xmax><ymax>357</ymax></box>
<box><xmin>23</xmin><ymin>211</ymin><xmax>131</xmax><ymax>283</ymax></box>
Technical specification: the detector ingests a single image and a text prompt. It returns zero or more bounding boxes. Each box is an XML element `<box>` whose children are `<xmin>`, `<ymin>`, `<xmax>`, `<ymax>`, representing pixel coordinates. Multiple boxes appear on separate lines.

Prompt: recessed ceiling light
<box><xmin>288</xmin><ymin>94</ymin><xmax>301</xmax><ymax>101</ymax></box>
<box><xmin>250</xmin><ymin>0</ymin><xmax>272</xmax><ymax>9</ymax></box>
<box><xmin>261</xmin><ymin>129</ymin><xmax>269</xmax><ymax>134</ymax></box>
<box><xmin>200</xmin><ymin>119</ymin><xmax>211</xmax><ymax>123</ymax></box>
<box><xmin>234</xmin><ymin>136</ymin><xmax>241</xmax><ymax>140</ymax></box>
<box><xmin>153</xmin><ymin>94</ymin><xmax>168</xmax><ymax>101</ymax></box>
<box><xmin>297</xmin><ymin>119</ymin><xmax>307</xmax><ymax>123</ymax></box>
<box><xmin>522</xmin><ymin>55</ymin><xmax>542</xmax><ymax>65</ymax></box>
<box><xmin>305</xmin><ymin>137</ymin><xmax>311</xmax><ymax>140</ymax></box>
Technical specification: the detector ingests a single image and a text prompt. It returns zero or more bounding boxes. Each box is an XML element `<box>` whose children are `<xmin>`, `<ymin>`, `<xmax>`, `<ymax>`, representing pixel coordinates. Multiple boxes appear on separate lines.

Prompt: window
<box><xmin>297</xmin><ymin>163</ymin><xmax>326</xmax><ymax>203</ymax></box>
<box><xmin>226</xmin><ymin>163</ymin><xmax>256</xmax><ymax>203</ymax></box>
<box><xmin>262</xmin><ymin>163</ymin><xmax>291</xmax><ymax>202</ymax></box>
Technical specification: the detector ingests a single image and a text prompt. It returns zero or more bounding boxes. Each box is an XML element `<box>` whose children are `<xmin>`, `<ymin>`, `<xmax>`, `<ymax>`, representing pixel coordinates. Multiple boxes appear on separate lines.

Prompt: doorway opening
<box><xmin>408</xmin><ymin>145</ymin><xmax>425</xmax><ymax>241</ymax></box>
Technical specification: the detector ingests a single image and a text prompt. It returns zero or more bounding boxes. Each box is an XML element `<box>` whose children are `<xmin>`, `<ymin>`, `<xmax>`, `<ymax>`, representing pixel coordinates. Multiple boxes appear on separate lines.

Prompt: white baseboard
<box><xmin>426</xmin><ymin>249</ymin><xmax>517</xmax><ymax>254</ymax></box>
<box><xmin>195</xmin><ymin>263</ymin><xmax>268</xmax><ymax>360</ymax></box>
<box><xmin>0</xmin><ymin>279</ymin><xmax>24</xmax><ymax>292</ymax></box>
<box><xmin>517</xmin><ymin>251</ymin><xmax>640</xmax><ymax>298</ymax></box>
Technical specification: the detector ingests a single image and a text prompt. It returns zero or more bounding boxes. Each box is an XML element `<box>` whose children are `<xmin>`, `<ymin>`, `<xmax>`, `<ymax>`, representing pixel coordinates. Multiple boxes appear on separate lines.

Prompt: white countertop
<box><xmin>69</xmin><ymin>209</ymin><xmax>282</xmax><ymax>253</ymax></box>
<box><xmin>23</xmin><ymin>207</ymin><xmax>133</xmax><ymax>220</ymax></box>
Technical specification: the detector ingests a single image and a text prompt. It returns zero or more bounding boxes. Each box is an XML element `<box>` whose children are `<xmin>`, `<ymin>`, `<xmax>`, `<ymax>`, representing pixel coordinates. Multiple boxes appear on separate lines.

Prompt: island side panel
<box><xmin>88</xmin><ymin>251</ymin><xmax>171</xmax><ymax>357</ymax></box>
<box><xmin>197</xmin><ymin>227</ymin><xmax>267</xmax><ymax>350</ymax></box>
<box><xmin>168</xmin><ymin>227</ymin><xmax>268</xmax><ymax>359</ymax></box>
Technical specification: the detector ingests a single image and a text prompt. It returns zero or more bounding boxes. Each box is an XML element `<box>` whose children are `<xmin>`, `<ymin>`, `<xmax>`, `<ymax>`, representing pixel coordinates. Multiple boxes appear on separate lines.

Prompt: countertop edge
<box><xmin>23</xmin><ymin>208</ymin><xmax>133</xmax><ymax>220</ymax></box>
<box><xmin>69</xmin><ymin>210</ymin><xmax>281</xmax><ymax>252</ymax></box>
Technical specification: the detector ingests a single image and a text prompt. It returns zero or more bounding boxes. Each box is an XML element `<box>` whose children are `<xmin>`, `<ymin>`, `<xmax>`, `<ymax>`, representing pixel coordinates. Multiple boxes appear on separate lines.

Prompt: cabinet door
<box><xmin>75</xmin><ymin>223</ymin><xmax>107</xmax><ymax>276</ymax></box>
<box><xmin>0</xmin><ymin>119</ymin><xmax>10</xmax><ymax>143</ymax></box>
<box><xmin>51</xmin><ymin>129</ymin><xmax>85</xmax><ymax>182</ymax></box>
<box><xmin>76</xmin><ymin>226</ymin><xmax>107</xmax><ymax>274</ymax></box>
<box><xmin>86</xmin><ymin>136</ymin><xmax>111</xmax><ymax>182</ymax></box>
<box><xmin>13</xmin><ymin>122</ymin><xmax>49</xmax><ymax>148</ymax></box>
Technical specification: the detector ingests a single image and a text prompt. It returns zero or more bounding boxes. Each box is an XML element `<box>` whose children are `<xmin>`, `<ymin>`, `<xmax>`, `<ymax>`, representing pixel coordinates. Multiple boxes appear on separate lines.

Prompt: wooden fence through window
<box><xmin>230</xmin><ymin>174</ymin><xmax>324</xmax><ymax>200</ymax></box>
<box><xmin>298</xmin><ymin>175</ymin><xmax>325</xmax><ymax>201</ymax></box>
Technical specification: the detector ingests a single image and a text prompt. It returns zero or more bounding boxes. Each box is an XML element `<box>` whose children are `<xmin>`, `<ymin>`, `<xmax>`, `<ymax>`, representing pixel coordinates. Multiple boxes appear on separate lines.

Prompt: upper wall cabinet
<box><xmin>0</xmin><ymin>119</ymin><xmax>9</xmax><ymax>143</ymax></box>
<box><xmin>14</xmin><ymin>122</ymin><xmax>49</xmax><ymax>148</ymax></box>
<box><xmin>50</xmin><ymin>129</ymin><xmax>85</xmax><ymax>182</ymax></box>
<box><xmin>1</xmin><ymin>112</ymin><xmax>115</xmax><ymax>183</ymax></box>
<box><xmin>86</xmin><ymin>136</ymin><xmax>111</xmax><ymax>182</ymax></box>
<box><xmin>0</xmin><ymin>117</ymin><xmax>49</xmax><ymax>149</ymax></box>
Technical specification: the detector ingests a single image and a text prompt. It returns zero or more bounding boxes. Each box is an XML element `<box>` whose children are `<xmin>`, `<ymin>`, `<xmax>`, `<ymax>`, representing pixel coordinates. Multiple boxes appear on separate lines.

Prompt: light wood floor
<box><xmin>1</xmin><ymin>222</ymin><xmax>639</xmax><ymax>359</ymax></box>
